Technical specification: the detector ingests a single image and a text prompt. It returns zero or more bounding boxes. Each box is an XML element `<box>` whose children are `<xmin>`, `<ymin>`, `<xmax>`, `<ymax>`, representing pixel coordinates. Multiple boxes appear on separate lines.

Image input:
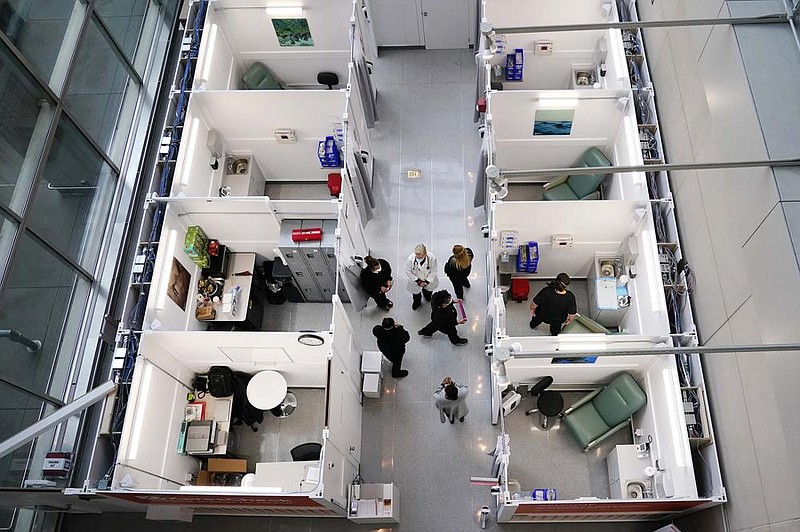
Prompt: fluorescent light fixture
<box><xmin>178</xmin><ymin>117</ymin><xmax>201</xmax><ymax>186</ymax></box>
<box><xmin>154</xmin><ymin>229</ymin><xmax>179</xmax><ymax>310</ymax></box>
<box><xmin>199</xmin><ymin>23</ymin><xmax>218</xmax><ymax>83</ymax></box>
<box><xmin>266</xmin><ymin>6</ymin><xmax>304</xmax><ymax>17</ymax></box>
<box><xmin>538</xmin><ymin>98</ymin><xmax>580</xmax><ymax>109</ymax></box>
<box><xmin>127</xmin><ymin>363</ymin><xmax>153</xmax><ymax>461</ymax></box>
<box><xmin>662</xmin><ymin>368</ymin><xmax>688</xmax><ymax>468</ymax></box>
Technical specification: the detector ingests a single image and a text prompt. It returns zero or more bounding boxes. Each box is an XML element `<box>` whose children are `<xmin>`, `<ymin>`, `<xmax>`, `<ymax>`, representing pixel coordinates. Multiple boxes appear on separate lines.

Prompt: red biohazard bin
<box><xmin>291</xmin><ymin>228</ymin><xmax>323</xmax><ymax>242</ymax></box>
<box><xmin>327</xmin><ymin>173</ymin><xmax>342</xmax><ymax>197</ymax></box>
<box><xmin>511</xmin><ymin>278</ymin><xmax>530</xmax><ymax>302</ymax></box>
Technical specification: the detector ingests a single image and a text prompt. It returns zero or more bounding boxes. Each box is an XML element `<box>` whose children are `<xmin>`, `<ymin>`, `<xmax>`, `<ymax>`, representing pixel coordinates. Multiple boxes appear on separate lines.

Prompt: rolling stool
<box><xmin>524</xmin><ymin>376</ymin><xmax>564</xmax><ymax>429</ymax></box>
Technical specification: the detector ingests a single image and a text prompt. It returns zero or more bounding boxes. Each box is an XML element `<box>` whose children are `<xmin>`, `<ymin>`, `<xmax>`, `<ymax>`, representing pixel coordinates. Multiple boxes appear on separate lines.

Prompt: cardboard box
<box><xmin>208</xmin><ymin>458</ymin><xmax>247</xmax><ymax>473</ymax></box>
<box><xmin>196</xmin><ymin>470</ymin><xmax>212</xmax><ymax>486</ymax></box>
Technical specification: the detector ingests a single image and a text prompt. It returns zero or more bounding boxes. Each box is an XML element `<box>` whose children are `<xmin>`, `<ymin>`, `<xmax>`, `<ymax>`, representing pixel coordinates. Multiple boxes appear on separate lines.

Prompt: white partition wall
<box><xmin>321</xmin><ymin>298</ymin><xmax>365</xmax><ymax>509</ymax></box>
<box><xmin>491</xmin><ymin>91</ymin><xmax>628</xmax><ymax>171</ymax></box>
<box><xmin>485</xmin><ymin>0</ymin><xmax>613</xmax><ymax>27</ymax></box>
<box><xmin>191</xmin><ymin>90</ymin><xmax>347</xmax><ymax>181</ymax></box>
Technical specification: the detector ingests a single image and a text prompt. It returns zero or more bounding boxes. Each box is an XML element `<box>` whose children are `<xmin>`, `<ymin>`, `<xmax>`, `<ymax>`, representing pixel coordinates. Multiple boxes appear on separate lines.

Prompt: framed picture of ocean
<box><xmin>533</xmin><ymin>109</ymin><xmax>575</xmax><ymax>135</ymax></box>
<box><xmin>271</xmin><ymin>18</ymin><xmax>314</xmax><ymax>47</ymax></box>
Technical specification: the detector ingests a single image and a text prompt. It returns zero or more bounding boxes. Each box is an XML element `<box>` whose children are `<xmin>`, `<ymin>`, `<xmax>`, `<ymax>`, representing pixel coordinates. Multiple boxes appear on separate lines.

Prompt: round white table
<box><xmin>246</xmin><ymin>370</ymin><xmax>288</xmax><ymax>410</ymax></box>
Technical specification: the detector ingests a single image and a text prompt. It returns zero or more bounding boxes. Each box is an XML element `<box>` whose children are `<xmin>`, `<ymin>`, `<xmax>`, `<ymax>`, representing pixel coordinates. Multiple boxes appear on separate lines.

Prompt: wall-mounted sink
<box><xmin>225</xmin><ymin>156</ymin><xmax>250</xmax><ymax>176</ymax></box>
<box><xmin>624</xmin><ymin>480</ymin><xmax>652</xmax><ymax>499</ymax></box>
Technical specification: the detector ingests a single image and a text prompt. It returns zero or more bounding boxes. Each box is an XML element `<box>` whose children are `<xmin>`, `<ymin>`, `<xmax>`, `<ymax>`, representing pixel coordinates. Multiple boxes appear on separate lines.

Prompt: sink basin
<box><xmin>624</xmin><ymin>480</ymin><xmax>652</xmax><ymax>499</ymax></box>
<box><xmin>575</xmin><ymin>70</ymin><xmax>597</xmax><ymax>86</ymax></box>
<box><xmin>225</xmin><ymin>156</ymin><xmax>250</xmax><ymax>176</ymax></box>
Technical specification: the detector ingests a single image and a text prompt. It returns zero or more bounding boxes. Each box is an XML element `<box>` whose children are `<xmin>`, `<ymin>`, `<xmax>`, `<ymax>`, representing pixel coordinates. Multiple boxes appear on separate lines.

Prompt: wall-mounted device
<box><xmin>534</xmin><ymin>40</ymin><xmax>553</xmax><ymax>56</ymax></box>
<box><xmin>206</xmin><ymin>129</ymin><xmax>224</xmax><ymax>170</ymax></box>
<box><xmin>551</xmin><ymin>234</ymin><xmax>574</xmax><ymax>248</ymax></box>
<box><xmin>274</xmin><ymin>128</ymin><xmax>297</xmax><ymax>144</ymax></box>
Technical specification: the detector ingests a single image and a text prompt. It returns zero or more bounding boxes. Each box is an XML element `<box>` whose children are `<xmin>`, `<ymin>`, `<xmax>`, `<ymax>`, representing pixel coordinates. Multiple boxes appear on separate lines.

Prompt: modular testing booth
<box><xmin>476</xmin><ymin>0</ymin><xmax>726</xmax><ymax>523</ymax></box>
<box><xmin>64</xmin><ymin>0</ymin><xmax>388</xmax><ymax>519</ymax></box>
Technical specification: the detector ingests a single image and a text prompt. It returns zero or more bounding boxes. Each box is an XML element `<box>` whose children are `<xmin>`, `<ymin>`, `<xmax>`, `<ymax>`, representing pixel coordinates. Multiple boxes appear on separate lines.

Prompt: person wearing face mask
<box><xmin>372</xmin><ymin>317</ymin><xmax>410</xmax><ymax>378</ymax></box>
<box><xmin>529</xmin><ymin>272</ymin><xmax>577</xmax><ymax>336</ymax></box>
<box><xmin>418</xmin><ymin>290</ymin><xmax>468</xmax><ymax>345</ymax></box>
<box><xmin>405</xmin><ymin>244</ymin><xmax>439</xmax><ymax>310</ymax></box>
<box><xmin>360</xmin><ymin>255</ymin><xmax>394</xmax><ymax>311</ymax></box>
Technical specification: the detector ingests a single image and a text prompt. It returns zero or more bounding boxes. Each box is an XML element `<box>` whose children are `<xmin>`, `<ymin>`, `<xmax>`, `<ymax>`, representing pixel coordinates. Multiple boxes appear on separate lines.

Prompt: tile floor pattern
<box><xmin>62</xmin><ymin>50</ymin><xmax>670</xmax><ymax>532</ymax></box>
<box><xmin>234</xmin><ymin>389</ymin><xmax>327</xmax><ymax>471</ymax></box>
<box><xmin>504</xmin><ymin>280</ymin><xmax>591</xmax><ymax>338</ymax></box>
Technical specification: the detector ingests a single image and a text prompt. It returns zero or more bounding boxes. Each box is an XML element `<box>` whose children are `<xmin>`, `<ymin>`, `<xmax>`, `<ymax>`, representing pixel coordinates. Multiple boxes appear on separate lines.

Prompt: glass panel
<box><xmin>0</xmin><ymin>0</ymin><xmax>84</xmax><ymax>92</ymax></box>
<box><xmin>64</xmin><ymin>17</ymin><xmax>132</xmax><ymax>156</ymax></box>
<box><xmin>93</xmin><ymin>0</ymin><xmax>149</xmax><ymax>62</ymax></box>
<box><xmin>0</xmin><ymin>43</ymin><xmax>55</xmax><ymax>216</ymax></box>
<box><xmin>27</xmin><ymin>117</ymin><xmax>117</xmax><ymax>270</ymax></box>
<box><xmin>0</xmin><ymin>230</ymin><xmax>91</xmax><ymax>397</ymax></box>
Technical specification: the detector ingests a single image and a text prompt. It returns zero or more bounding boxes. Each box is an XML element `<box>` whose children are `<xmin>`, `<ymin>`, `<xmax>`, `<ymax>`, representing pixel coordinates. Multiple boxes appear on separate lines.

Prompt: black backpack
<box><xmin>232</xmin><ymin>372</ymin><xmax>264</xmax><ymax>432</ymax></box>
<box><xmin>207</xmin><ymin>366</ymin><xmax>235</xmax><ymax>397</ymax></box>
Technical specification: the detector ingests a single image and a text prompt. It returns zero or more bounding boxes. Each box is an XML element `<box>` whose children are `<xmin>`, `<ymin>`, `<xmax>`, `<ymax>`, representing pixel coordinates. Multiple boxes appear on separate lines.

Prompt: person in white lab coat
<box><xmin>405</xmin><ymin>244</ymin><xmax>439</xmax><ymax>310</ymax></box>
<box><xmin>434</xmin><ymin>377</ymin><xmax>469</xmax><ymax>424</ymax></box>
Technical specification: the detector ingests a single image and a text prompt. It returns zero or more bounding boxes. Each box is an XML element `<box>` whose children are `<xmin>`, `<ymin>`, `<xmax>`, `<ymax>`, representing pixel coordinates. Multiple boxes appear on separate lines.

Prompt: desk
<box><xmin>254</xmin><ymin>460</ymin><xmax>320</xmax><ymax>492</ymax></box>
<box><xmin>207</xmin><ymin>252</ymin><xmax>256</xmax><ymax>322</ymax></box>
<box><xmin>185</xmin><ymin>394</ymin><xmax>234</xmax><ymax>456</ymax></box>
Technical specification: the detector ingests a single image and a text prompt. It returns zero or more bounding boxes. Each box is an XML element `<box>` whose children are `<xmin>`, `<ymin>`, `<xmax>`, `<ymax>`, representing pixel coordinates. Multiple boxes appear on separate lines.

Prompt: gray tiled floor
<box><xmin>259</xmin><ymin>302</ymin><xmax>333</xmax><ymax>332</ymax></box>
<box><xmin>503</xmin><ymin>392</ymin><xmax>633</xmax><ymax>501</ymax></box>
<box><xmin>234</xmin><ymin>388</ymin><xmax>326</xmax><ymax>470</ymax></box>
<box><xmin>504</xmin><ymin>280</ymin><xmax>590</xmax><ymax>338</ymax></box>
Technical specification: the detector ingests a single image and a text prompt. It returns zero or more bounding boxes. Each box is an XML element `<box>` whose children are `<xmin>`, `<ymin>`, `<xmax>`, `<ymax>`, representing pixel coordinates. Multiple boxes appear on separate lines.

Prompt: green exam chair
<box><xmin>241</xmin><ymin>62</ymin><xmax>284</xmax><ymax>90</ymax></box>
<box><xmin>562</xmin><ymin>372</ymin><xmax>647</xmax><ymax>451</ymax></box>
<box><xmin>542</xmin><ymin>147</ymin><xmax>612</xmax><ymax>201</ymax></box>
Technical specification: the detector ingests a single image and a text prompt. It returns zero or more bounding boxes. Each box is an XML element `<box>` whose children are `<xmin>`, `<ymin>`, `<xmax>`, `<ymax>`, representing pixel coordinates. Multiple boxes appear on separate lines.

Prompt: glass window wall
<box><xmin>64</xmin><ymin>16</ymin><xmax>135</xmax><ymax>158</ymax></box>
<box><xmin>0</xmin><ymin>43</ymin><xmax>55</xmax><ymax>216</ymax></box>
<box><xmin>27</xmin><ymin>117</ymin><xmax>117</xmax><ymax>270</ymax></box>
<box><xmin>0</xmin><ymin>0</ymin><xmax>84</xmax><ymax>93</ymax></box>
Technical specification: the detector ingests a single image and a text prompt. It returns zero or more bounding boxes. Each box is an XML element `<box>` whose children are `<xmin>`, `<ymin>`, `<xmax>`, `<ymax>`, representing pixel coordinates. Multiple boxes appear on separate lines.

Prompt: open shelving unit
<box><xmin>616</xmin><ymin>0</ymin><xmax>724</xmax><ymax>500</ymax></box>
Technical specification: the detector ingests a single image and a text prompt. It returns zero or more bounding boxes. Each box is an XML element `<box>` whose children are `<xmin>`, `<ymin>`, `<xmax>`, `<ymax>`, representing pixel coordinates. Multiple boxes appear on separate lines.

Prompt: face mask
<box><xmin>373</xmin><ymin>265</ymin><xmax>382</xmax><ymax>273</ymax></box>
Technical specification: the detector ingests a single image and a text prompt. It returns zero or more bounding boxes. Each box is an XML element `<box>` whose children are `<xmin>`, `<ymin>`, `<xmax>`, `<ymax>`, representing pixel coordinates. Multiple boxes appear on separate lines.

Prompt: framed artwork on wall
<box><xmin>271</xmin><ymin>18</ymin><xmax>314</xmax><ymax>47</ymax></box>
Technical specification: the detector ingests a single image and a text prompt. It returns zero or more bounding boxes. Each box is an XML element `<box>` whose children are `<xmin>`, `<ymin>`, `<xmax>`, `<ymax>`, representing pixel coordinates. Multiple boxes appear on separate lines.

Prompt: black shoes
<box><xmin>380</xmin><ymin>300</ymin><xmax>394</xmax><ymax>311</ymax></box>
<box><xmin>412</xmin><ymin>295</ymin><xmax>422</xmax><ymax>310</ymax></box>
<box><xmin>422</xmin><ymin>289</ymin><xmax>432</xmax><ymax>301</ymax></box>
<box><xmin>395</xmin><ymin>370</ymin><xmax>409</xmax><ymax>378</ymax></box>
<box><xmin>463</xmin><ymin>279</ymin><xmax>470</xmax><ymax>288</ymax></box>
<box><xmin>454</xmin><ymin>338</ymin><xmax>468</xmax><ymax>345</ymax></box>
<box><xmin>418</xmin><ymin>330</ymin><xmax>432</xmax><ymax>337</ymax></box>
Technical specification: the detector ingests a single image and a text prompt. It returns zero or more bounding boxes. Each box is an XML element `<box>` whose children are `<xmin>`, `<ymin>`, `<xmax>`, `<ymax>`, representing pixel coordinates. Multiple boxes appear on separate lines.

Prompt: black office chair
<box><xmin>524</xmin><ymin>376</ymin><xmax>564</xmax><ymax>429</ymax></box>
<box><xmin>317</xmin><ymin>72</ymin><xmax>339</xmax><ymax>89</ymax></box>
<box><xmin>290</xmin><ymin>442</ymin><xmax>322</xmax><ymax>461</ymax></box>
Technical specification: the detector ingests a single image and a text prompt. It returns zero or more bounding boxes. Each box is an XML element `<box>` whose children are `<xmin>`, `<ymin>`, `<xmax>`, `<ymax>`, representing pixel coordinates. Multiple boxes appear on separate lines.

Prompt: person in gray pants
<box><xmin>434</xmin><ymin>377</ymin><xmax>469</xmax><ymax>424</ymax></box>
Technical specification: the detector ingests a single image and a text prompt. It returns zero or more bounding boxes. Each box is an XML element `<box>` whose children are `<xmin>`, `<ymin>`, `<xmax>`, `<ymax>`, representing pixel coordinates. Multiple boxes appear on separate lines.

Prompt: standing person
<box><xmin>360</xmin><ymin>256</ymin><xmax>394</xmax><ymax>311</ymax></box>
<box><xmin>372</xmin><ymin>318</ymin><xmax>410</xmax><ymax>378</ymax></box>
<box><xmin>418</xmin><ymin>290</ymin><xmax>468</xmax><ymax>345</ymax></box>
<box><xmin>405</xmin><ymin>244</ymin><xmax>439</xmax><ymax>310</ymax></box>
<box><xmin>434</xmin><ymin>377</ymin><xmax>469</xmax><ymax>424</ymax></box>
<box><xmin>444</xmin><ymin>244</ymin><xmax>474</xmax><ymax>300</ymax></box>
<box><xmin>529</xmin><ymin>272</ymin><xmax>577</xmax><ymax>336</ymax></box>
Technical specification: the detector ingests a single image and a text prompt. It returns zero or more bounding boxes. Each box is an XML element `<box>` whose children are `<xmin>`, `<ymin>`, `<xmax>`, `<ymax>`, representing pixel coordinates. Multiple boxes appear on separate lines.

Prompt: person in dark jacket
<box><xmin>372</xmin><ymin>317</ymin><xmax>410</xmax><ymax>378</ymax></box>
<box><xmin>529</xmin><ymin>272</ymin><xmax>577</xmax><ymax>336</ymax></box>
<box><xmin>444</xmin><ymin>244</ymin><xmax>474</xmax><ymax>300</ymax></box>
<box><xmin>360</xmin><ymin>255</ymin><xmax>394</xmax><ymax>310</ymax></box>
<box><xmin>418</xmin><ymin>290</ymin><xmax>468</xmax><ymax>345</ymax></box>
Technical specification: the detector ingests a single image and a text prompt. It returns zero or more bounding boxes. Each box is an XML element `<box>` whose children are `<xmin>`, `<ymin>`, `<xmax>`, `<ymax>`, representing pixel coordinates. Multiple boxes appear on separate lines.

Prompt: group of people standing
<box><xmin>363</xmin><ymin>244</ymin><xmax>474</xmax><ymax>424</ymax></box>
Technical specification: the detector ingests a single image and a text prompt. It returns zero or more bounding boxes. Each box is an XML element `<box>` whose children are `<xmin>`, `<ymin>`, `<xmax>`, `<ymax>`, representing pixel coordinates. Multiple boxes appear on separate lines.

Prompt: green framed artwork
<box><xmin>271</xmin><ymin>18</ymin><xmax>314</xmax><ymax>47</ymax></box>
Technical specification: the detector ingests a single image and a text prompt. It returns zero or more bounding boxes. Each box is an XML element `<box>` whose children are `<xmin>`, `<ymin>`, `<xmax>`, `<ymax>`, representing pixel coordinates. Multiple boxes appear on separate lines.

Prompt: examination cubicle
<box><xmin>103</xmin><ymin>298</ymin><xmax>362</xmax><ymax>517</ymax></box>
<box><xmin>477</xmin><ymin>0</ymin><xmax>726</xmax><ymax>521</ymax></box>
